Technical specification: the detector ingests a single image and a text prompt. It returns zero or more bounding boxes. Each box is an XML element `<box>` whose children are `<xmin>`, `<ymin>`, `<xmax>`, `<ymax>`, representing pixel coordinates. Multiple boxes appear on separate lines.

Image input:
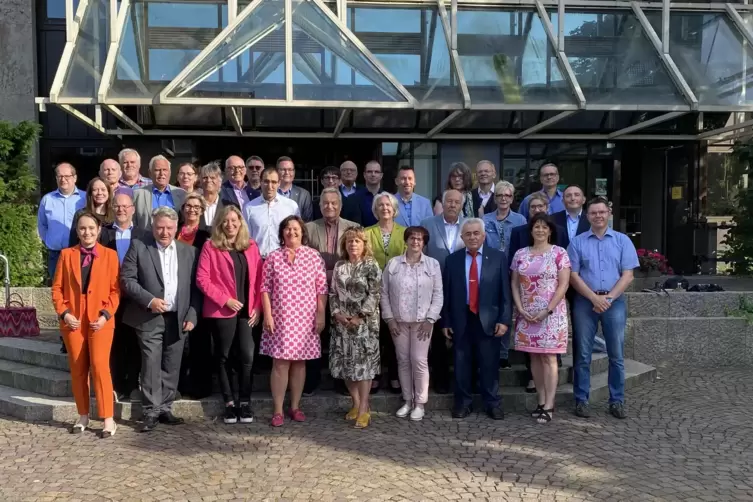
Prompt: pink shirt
<box><xmin>380</xmin><ymin>253</ymin><xmax>444</xmax><ymax>323</ymax></box>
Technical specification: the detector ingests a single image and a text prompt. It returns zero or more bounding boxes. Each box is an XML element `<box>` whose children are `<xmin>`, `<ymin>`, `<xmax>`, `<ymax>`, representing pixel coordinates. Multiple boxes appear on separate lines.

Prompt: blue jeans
<box><xmin>47</xmin><ymin>249</ymin><xmax>61</xmax><ymax>282</ymax></box>
<box><xmin>572</xmin><ymin>294</ymin><xmax>626</xmax><ymax>404</ymax></box>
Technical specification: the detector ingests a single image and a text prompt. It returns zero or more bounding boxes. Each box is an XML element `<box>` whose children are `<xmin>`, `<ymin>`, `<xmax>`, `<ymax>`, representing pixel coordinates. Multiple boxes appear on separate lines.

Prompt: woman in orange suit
<box><xmin>52</xmin><ymin>211</ymin><xmax>120</xmax><ymax>437</ymax></box>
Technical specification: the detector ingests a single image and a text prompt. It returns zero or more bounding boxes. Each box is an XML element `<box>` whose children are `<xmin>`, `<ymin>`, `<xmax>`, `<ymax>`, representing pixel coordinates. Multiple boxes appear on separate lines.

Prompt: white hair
<box><xmin>461</xmin><ymin>218</ymin><xmax>485</xmax><ymax>234</ymax></box>
<box><xmin>149</xmin><ymin>155</ymin><xmax>171</xmax><ymax>173</ymax></box>
<box><xmin>200</xmin><ymin>162</ymin><xmax>223</xmax><ymax>180</ymax></box>
<box><xmin>118</xmin><ymin>148</ymin><xmax>140</xmax><ymax>164</ymax></box>
<box><xmin>319</xmin><ymin>187</ymin><xmax>342</xmax><ymax>208</ymax></box>
<box><xmin>441</xmin><ymin>189</ymin><xmax>463</xmax><ymax>206</ymax></box>
<box><xmin>151</xmin><ymin>206</ymin><xmax>179</xmax><ymax>222</ymax></box>
<box><xmin>495</xmin><ymin>180</ymin><xmax>514</xmax><ymax>195</ymax></box>
<box><xmin>371</xmin><ymin>191</ymin><xmax>399</xmax><ymax>219</ymax></box>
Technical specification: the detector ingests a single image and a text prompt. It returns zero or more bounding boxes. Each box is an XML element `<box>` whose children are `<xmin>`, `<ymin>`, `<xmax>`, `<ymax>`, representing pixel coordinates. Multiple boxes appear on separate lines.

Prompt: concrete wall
<box><xmin>0</xmin><ymin>0</ymin><xmax>37</xmax><ymax>125</ymax></box>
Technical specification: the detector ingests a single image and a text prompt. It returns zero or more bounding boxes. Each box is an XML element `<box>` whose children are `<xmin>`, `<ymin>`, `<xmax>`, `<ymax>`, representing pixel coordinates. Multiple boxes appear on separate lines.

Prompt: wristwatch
<box><xmin>547</xmin><ymin>310</ymin><xmax>553</xmax><ymax>316</ymax></box>
<box><xmin>606</xmin><ymin>297</ymin><xmax>614</xmax><ymax>304</ymax></box>
<box><xmin>427</xmin><ymin>318</ymin><xmax>436</xmax><ymax>324</ymax></box>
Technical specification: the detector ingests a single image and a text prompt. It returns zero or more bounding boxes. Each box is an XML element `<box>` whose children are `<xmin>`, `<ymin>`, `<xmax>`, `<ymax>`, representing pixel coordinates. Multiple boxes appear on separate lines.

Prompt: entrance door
<box><xmin>664</xmin><ymin>145</ymin><xmax>697</xmax><ymax>275</ymax></box>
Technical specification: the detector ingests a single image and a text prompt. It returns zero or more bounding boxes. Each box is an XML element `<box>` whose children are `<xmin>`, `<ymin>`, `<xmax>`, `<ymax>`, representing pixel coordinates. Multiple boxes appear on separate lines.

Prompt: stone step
<box><xmin>0</xmin><ymin>359</ymin><xmax>72</xmax><ymax>397</ymax></box>
<box><xmin>627</xmin><ymin>291</ymin><xmax>753</xmax><ymax>318</ymax></box>
<box><xmin>0</xmin><ymin>338</ymin><xmax>69</xmax><ymax>371</ymax></box>
<box><xmin>0</xmin><ymin>359</ymin><xmax>654</xmax><ymax>423</ymax></box>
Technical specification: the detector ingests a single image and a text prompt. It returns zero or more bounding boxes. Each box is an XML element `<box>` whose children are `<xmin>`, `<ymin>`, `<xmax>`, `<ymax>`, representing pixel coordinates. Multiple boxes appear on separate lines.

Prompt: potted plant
<box><xmin>637</xmin><ymin>249</ymin><xmax>673</xmax><ymax>277</ymax></box>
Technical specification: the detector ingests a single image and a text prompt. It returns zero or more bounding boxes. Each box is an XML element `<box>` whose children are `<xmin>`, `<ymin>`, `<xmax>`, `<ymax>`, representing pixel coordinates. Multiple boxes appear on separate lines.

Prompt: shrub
<box><xmin>721</xmin><ymin>141</ymin><xmax>753</xmax><ymax>275</ymax></box>
<box><xmin>0</xmin><ymin>121</ymin><xmax>44</xmax><ymax>287</ymax></box>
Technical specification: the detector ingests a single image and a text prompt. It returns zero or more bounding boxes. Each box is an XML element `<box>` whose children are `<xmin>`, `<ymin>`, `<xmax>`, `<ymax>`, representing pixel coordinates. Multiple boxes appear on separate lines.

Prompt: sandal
<box><xmin>345</xmin><ymin>407</ymin><xmax>358</xmax><ymax>421</ymax></box>
<box><xmin>354</xmin><ymin>412</ymin><xmax>371</xmax><ymax>429</ymax></box>
<box><xmin>536</xmin><ymin>409</ymin><xmax>554</xmax><ymax>424</ymax></box>
<box><xmin>530</xmin><ymin>404</ymin><xmax>545</xmax><ymax>418</ymax></box>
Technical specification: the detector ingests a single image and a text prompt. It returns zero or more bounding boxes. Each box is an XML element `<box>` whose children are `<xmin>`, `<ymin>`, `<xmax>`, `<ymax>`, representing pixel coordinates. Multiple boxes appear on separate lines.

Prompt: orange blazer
<box><xmin>51</xmin><ymin>243</ymin><xmax>121</xmax><ymax>331</ymax></box>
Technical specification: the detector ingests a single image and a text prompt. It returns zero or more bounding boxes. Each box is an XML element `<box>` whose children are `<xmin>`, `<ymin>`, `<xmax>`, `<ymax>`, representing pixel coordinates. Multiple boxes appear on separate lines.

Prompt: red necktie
<box><xmin>469</xmin><ymin>251</ymin><xmax>479</xmax><ymax>314</ymax></box>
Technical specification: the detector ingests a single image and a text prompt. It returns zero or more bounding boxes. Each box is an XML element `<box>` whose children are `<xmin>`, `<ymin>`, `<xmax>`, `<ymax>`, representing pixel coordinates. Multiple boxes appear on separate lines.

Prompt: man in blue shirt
<box><xmin>37</xmin><ymin>162</ymin><xmax>86</xmax><ymax>279</ymax></box>
<box><xmin>394</xmin><ymin>165</ymin><xmax>432</xmax><ymax>227</ymax></box>
<box><xmin>518</xmin><ymin>163</ymin><xmax>565</xmax><ymax>217</ymax></box>
<box><xmin>567</xmin><ymin>197</ymin><xmax>639</xmax><ymax>420</ymax></box>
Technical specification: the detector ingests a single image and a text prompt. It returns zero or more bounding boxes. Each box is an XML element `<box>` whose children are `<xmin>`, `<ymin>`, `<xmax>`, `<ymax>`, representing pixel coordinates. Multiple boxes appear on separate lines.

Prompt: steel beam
<box><xmin>631</xmin><ymin>2</ymin><xmax>699</xmax><ymax>109</ymax></box>
<box><xmin>662</xmin><ymin>0</ymin><xmax>670</xmax><ymax>53</ymax></box>
<box><xmin>228</xmin><ymin>107</ymin><xmax>243</xmax><ymax>135</ymax></box>
<box><xmin>228</xmin><ymin>0</ymin><xmax>238</xmax><ymax>22</ymax></box>
<box><xmin>726</xmin><ymin>4</ymin><xmax>753</xmax><ymax>48</ymax></box>
<box><xmin>697</xmin><ymin>117</ymin><xmax>753</xmax><ymax>139</ymax></box>
<box><xmin>517</xmin><ymin>110</ymin><xmax>577</xmax><ymax>138</ymax></box>
<box><xmin>333</xmin><ymin>108</ymin><xmax>351</xmax><ymax>138</ymax></box>
<box><xmin>58</xmin><ymin>104</ymin><xmax>106</xmax><ymax>134</ymax></box>
<box><xmin>607</xmin><ymin>111</ymin><xmax>686</xmax><ymax>139</ymax></box>
<box><xmin>437</xmin><ymin>0</ymin><xmax>471</xmax><ymax>108</ymax></box>
<box><xmin>285</xmin><ymin>0</ymin><xmax>293</xmax><ymax>102</ymax></box>
<box><xmin>102</xmin><ymin>103</ymin><xmax>144</xmax><ymax>134</ymax></box>
<box><xmin>426</xmin><ymin>110</ymin><xmax>465</xmax><ymax>137</ymax></box>
<box><xmin>98</xmin><ymin>0</ymin><xmax>130</xmax><ymax>102</ymax></box>
<box><xmin>50</xmin><ymin>0</ymin><xmax>91</xmax><ymax>102</ymax></box>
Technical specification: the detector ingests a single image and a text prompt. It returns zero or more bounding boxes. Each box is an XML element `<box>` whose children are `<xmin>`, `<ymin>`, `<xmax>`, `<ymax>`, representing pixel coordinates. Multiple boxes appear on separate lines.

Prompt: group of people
<box><xmin>38</xmin><ymin>150</ymin><xmax>639</xmax><ymax>436</ymax></box>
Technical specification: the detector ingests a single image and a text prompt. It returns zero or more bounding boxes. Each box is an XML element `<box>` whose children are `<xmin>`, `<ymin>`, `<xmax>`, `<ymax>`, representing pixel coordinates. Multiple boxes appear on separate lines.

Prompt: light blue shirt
<box><xmin>394</xmin><ymin>192</ymin><xmax>433</xmax><ymax>227</ymax></box>
<box><xmin>37</xmin><ymin>188</ymin><xmax>86</xmax><ymax>251</ymax></box>
<box><xmin>278</xmin><ymin>187</ymin><xmax>293</xmax><ymax>198</ymax></box>
<box><xmin>114</xmin><ymin>224</ymin><xmax>133</xmax><ymax>264</ymax></box>
<box><xmin>152</xmin><ymin>185</ymin><xmax>174</xmax><ymax>209</ymax></box>
<box><xmin>566</xmin><ymin>210</ymin><xmax>582</xmax><ymax>241</ymax></box>
<box><xmin>483</xmin><ymin>210</ymin><xmax>527</xmax><ymax>252</ymax></box>
<box><xmin>444</xmin><ymin>218</ymin><xmax>461</xmax><ymax>253</ymax></box>
<box><xmin>519</xmin><ymin>189</ymin><xmax>565</xmax><ymax>219</ymax></box>
<box><xmin>567</xmin><ymin>228</ymin><xmax>639</xmax><ymax>294</ymax></box>
<box><xmin>464</xmin><ymin>245</ymin><xmax>484</xmax><ymax>305</ymax></box>
<box><xmin>341</xmin><ymin>184</ymin><xmax>357</xmax><ymax>197</ymax></box>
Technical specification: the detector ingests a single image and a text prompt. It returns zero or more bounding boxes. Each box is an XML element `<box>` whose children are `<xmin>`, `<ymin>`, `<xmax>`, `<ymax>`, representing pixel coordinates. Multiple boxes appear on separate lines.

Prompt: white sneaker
<box><xmin>410</xmin><ymin>406</ymin><xmax>425</xmax><ymax>421</ymax></box>
<box><xmin>396</xmin><ymin>402</ymin><xmax>412</xmax><ymax>418</ymax></box>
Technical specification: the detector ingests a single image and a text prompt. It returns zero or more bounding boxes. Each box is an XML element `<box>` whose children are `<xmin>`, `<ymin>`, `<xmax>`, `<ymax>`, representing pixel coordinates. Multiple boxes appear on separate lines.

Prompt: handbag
<box><xmin>0</xmin><ymin>293</ymin><xmax>40</xmax><ymax>338</ymax></box>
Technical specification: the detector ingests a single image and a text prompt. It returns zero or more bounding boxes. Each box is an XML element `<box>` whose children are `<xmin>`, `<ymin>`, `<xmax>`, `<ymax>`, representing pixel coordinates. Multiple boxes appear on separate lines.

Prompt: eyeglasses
<box><xmin>229</xmin><ymin>166</ymin><xmax>245</xmax><ymax>172</ymax></box>
<box><xmin>184</xmin><ymin>205</ymin><xmax>203</xmax><ymax>212</ymax></box>
<box><xmin>248</xmin><ymin>164</ymin><xmax>263</xmax><ymax>171</ymax></box>
<box><xmin>278</xmin><ymin>168</ymin><xmax>294</xmax><ymax>174</ymax></box>
<box><xmin>450</xmin><ymin>173</ymin><xmax>465</xmax><ymax>179</ymax></box>
<box><xmin>113</xmin><ymin>204</ymin><xmax>133</xmax><ymax>210</ymax></box>
<box><xmin>322</xmin><ymin>175</ymin><xmax>340</xmax><ymax>181</ymax></box>
<box><xmin>541</xmin><ymin>172</ymin><xmax>558</xmax><ymax>178</ymax></box>
<box><xmin>495</xmin><ymin>193</ymin><xmax>513</xmax><ymax>199</ymax></box>
<box><xmin>56</xmin><ymin>175</ymin><xmax>75</xmax><ymax>180</ymax></box>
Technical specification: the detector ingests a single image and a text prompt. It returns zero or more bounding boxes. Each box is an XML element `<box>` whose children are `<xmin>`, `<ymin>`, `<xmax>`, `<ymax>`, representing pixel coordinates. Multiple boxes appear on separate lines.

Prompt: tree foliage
<box><xmin>720</xmin><ymin>141</ymin><xmax>753</xmax><ymax>275</ymax></box>
<box><xmin>0</xmin><ymin>121</ymin><xmax>45</xmax><ymax>287</ymax></box>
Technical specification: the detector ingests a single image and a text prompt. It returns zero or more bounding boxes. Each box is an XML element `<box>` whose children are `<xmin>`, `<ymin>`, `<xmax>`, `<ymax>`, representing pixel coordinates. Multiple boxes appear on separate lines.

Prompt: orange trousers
<box><xmin>62</xmin><ymin>308</ymin><xmax>115</xmax><ymax>419</ymax></box>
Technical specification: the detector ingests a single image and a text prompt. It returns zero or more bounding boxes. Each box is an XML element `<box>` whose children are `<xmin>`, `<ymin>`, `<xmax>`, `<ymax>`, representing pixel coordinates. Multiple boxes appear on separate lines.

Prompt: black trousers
<box><xmin>430</xmin><ymin>323</ymin><xmax>452</xmax><ymax>391</ymax></box>
<box><xmin>211</xmin><ymin>316</ymin><xmax>255</xmax><ymax>404</ymax></box>
<box><xmin>111</xmin><ymin>304</ymin><xmax>141</xmax><ymax>396</ymax></box>
<box><xmin>376</xmin><ymin>318</ymin><xmax>399</xmax><ymax>384</ymax></box>
<box><xmin>178</xmin><ymin>319</ymin><xmax>213</xmax><ymax>398</ymax></box>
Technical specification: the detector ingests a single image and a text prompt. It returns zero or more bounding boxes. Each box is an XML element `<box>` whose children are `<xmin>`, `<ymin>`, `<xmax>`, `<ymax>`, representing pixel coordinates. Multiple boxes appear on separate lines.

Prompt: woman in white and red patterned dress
<box><xmin>261</xmin><ymin>215</ymin><xmax>327</xmax><ymax>427</ymax></box>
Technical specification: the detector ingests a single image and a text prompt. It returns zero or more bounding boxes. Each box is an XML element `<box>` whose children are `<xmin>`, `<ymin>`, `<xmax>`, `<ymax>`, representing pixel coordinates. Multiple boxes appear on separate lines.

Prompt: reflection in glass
<box><xmin>551</xmin><ymin>10</ymin><xmax>684</xmax><ymax>106</ymax></box>
<box><xmin>647</xmin><ymin>11</ymin><xmax>753</xmax><ymax>106</ymax></box>
<box><xmin>59</xmin><ymin>0</ymin><xmax>109</xmax><ymax>98</ymax></box>
<box><xmin>456</xmin><ymin>9</ymin><xmax>574</xmax><ymax>105</ymax></box>
<box><xmin>350</xmin><ymin>6</ymin><xmax>463</xmax><ymax>106</ymax></box>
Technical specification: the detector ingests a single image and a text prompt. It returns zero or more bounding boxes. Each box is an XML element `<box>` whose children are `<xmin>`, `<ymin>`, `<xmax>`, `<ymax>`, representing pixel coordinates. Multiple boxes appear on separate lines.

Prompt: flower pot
<box><xmin>638</xmin><ymin>269</ymin><xmax>661</xmax><ymax>279</ymax></box>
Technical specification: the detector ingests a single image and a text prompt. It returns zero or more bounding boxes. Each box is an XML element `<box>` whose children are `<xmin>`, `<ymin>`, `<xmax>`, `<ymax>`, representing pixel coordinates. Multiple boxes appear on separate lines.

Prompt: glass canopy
<box><xmin>43</xmin><ymin>0</ymin><xmax>753</xmax><ymax>137</ymax></box>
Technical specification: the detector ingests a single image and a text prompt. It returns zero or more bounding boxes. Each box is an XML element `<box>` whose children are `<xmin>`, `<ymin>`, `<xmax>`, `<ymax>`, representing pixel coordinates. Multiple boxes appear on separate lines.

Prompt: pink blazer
<box><xmin>196</xmin><ymin>239</ymin><xmax>263</xmax><ymax>318</ymax></box>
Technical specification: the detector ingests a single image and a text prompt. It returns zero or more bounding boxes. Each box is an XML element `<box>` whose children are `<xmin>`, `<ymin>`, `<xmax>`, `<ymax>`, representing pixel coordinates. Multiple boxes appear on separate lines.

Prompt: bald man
<box><xmin>339</xmin><ymin>160</ymin><xmax>358</xmax><ymax>197</ymax></box>
<box><xmin>220</xmin><ymin>155</ymin><xmax>260</xmax><ymax>209</ymax></box>
<box><xmin>100</xmin><ymin>159</ymin><xmax>133</xmax><ymax>198</ymax></box>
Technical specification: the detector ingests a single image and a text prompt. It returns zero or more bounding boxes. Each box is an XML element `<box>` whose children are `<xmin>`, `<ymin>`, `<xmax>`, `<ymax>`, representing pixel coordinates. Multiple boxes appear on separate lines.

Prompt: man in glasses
<box><xmin>37</xmin><ymin>162</ymin><xmax>86</xmax><ymax>280</ymax></box>
<box><xmin>312</xmin><ymin>166</ymin><xmax>361</xmax><ymax>223</ymax></box>
<box><xmin>220</xmin><ymin>155</ymin><xmax>260</xmax><ymax>209</ymax></box>
<box><xmin>518</xmin><ymin>163</ymin><xmax>565</xmax><ymax>218</ymax></box>
<box><xmin>245</xmin><ymin>155</ymin><xmax>264</xmax><ymax>193</ymax></box>
<box><xmin>276</xmin><ymin>156</ymin><xmax>314</xmax><ymax>222</ymax></box>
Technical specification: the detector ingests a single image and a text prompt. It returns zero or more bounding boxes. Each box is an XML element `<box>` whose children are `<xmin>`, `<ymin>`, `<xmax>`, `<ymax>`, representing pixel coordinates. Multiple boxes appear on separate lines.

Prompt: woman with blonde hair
<box><xmin>196</xmin><ymin>205</ymin><xmax>263</xmax><ymax>424</ymax></box>
<box><xmin>177</xmin><ymin>193</ymin><xmax>211</xmax><ymax>250</ymax></box>
<box><xmin>329</xmin><ymin>226</ymin><xmax>382</xmax><ymax>428</ymax></box>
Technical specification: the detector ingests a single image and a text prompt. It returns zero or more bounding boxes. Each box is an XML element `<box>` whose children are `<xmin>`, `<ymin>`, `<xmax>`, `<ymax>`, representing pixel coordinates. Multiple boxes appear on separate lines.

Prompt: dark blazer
<box><xmin>199</xmin><ymin>197</ymin><xmax>228</xmax><ymax>232</ymax></box>
<box><xmin>552</xmin><ymin>210</ymin><xmax>589</xmax><ymax>239</ymax></box>
<box><xmin>68</xmin><ymin>209</ymin><xmax>112</xmax><ymax>247</ymax></box>
<box><xmin>120</xmin><ymin>236</ymin><xmax>201</xmax><ymax>332</ymax></box>
<box><xmin>177</xmin><ymin>224</ymin><xmax>211</xmax><ymax>251</ymax></box>
<box><xmin>507</xmin><ymin>222</ymin><xmax>570</xmax><ymax>268</ymax></box>
<box><xmin>442</xmin><ymin>246</ymin><xmax>512</xmax><ymax>337</ymax></box>
<box><xmin>472</xmin><ymin>189</ymin><xmax>497</xmax><ymax>217</ymax></box>
<box><xmin>219</xmin><ymin>181</ymin><xmax>260</xmax><ymax>210</ymax></box>
<box><xmin>312</xmin><ymin>192</ymin><xmax>362</xmax><ymax>223</ymax></box>
<box><xmin>284</xmin><ymin>185</ymin><xmax>314</xmax><ymax>222</ymax></box>
<box><xmin>100</xmin><ymin>224</ymin><xmax>148</xmax><ymax>251</ymax></box>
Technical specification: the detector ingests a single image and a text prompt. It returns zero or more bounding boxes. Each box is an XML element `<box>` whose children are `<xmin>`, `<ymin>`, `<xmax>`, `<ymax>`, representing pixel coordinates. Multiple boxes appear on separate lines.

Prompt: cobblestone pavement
<box><xmin>1</xmin><ymin>369</ymin><xmax>752</xmax><ymax>502</ymax></box>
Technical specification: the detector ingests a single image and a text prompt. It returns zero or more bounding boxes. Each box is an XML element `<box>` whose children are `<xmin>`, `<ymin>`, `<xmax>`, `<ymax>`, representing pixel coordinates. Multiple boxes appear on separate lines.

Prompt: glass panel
<box><xmin>166</xmin><ymin>0</ymin><xmax>287</xmax><ymax>100</ymax></box>
<box><xmin>648</xmin><ymin>11</ymin><xmax>753</xmax><ymax>106</ymax></box>
<box><xmin>349</xmin><ymin>6</ymin><xmax>463</xmax><ymax>106</ymax></box>
<box><xmin>455</xmin><ymin>9</ymin><xmax>574</xmax><ymax>105</ymax></box>
<box><xmin>552</xmin><ymin>10</ymin><xmax>685</xmax><ymax>106</ymax></box>
<box><xmin>48</xmin><ymin>0</ymin><xmax>81</xmax><ymax>19</ymax></box>
<box><xmin>291</xmin><ymin>0</ymin><xmax>408</xmax><ymax>102</ymax></box>
<box><xmin>59</xmin><ymin>0</ymin><xmax>109</xmax><ymax>98</ymax></box>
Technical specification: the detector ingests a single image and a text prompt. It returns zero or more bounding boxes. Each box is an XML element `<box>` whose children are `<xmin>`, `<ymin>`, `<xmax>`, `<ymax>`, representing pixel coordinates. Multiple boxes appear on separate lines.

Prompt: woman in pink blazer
<box><xmin>196</xmin><ymin>205</ymin><xmax>263</xmax><ymax>425</ymax></box>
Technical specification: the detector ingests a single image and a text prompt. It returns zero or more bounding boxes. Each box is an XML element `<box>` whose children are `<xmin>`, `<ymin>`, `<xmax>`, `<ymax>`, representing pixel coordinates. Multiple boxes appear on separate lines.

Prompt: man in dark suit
<box><xmin>472</xmin><ymin>160</ymin><xmax>497</xmax><ymax>217</ymax></box>
<box><xmin>552</xmin><ymin>184</ymin><xmax>589</xmax><ymax>241</ymax></box>
<box><xmin>276</xmin><ymin>156</ymin><xmax>314</xmax><ymax>222</ymax></box>
<box><xmin>120</xmin><ymin>206</ymin><xmax>201</xmax><ymax>432</ymax></box>
<box><xmin>312</xmin><ymin>166</ymin><xmax>362</xmax><ymax>223</ymax></box>
<box><xmin>102</xmin><ymin>193</ymin><xmax>148</xmax><ymax>401</ymax></box>
<box><xmin>220</xmin><ymin>155</ymin><xmax>260</xmax><ymax>209</ymax></box>
<box><xmin>442</xmin><ymin>218</ymin><xmax>511</xmax><ymax>420</ymax></box>
<box><xmin>199</xmin><ymin>162</ymin><xmax>227</xmax><ymax>231</ymax></box>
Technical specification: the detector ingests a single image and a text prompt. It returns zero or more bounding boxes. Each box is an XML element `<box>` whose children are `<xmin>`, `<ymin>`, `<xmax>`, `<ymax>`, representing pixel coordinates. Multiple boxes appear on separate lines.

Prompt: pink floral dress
<box><xmin>260</xmin><ymin>246</ymin><xmax>328</xmax><ymax>360</ymax></box>
<box><xmin>511</xmin><ymin>245</ymin><xmax>571</xmax><ymax>354</ymax></box>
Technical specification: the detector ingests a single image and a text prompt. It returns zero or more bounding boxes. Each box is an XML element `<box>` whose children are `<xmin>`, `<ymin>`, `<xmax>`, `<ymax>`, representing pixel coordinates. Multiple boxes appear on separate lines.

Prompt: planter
<box><xmin>637</xmin><ymin>269</ymin><xmax>662</xmax><ymax>279</ymax></box>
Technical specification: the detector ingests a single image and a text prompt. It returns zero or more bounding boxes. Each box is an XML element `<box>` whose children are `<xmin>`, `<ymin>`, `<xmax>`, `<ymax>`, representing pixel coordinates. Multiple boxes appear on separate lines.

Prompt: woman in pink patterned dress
<box><xmin>261</xmin><ymin>215</ymin><xmax>328</xmax><ymax>427</ymax></box>
<box><xmin>510</xmin><ymin>213</ymin><xmax>571</xmax><ymax>424</ymax></box>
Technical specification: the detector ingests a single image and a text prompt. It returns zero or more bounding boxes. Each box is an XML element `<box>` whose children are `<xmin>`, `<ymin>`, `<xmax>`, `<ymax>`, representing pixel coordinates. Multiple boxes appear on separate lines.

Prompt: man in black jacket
<box><xmin>552</xmin><ymin>185</ymin><xmax>589</xmax><ymax>242</ymax></box>
<box><xmin>312</xmin><ymin>166</ymin><xmax>362</xmax><ymax>223</ymax></box>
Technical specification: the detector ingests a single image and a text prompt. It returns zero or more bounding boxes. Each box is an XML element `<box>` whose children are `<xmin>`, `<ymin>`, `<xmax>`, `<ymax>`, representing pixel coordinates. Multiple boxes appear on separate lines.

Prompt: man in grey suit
<box><xmin>132</xmin><ymin>155</ymin><xmax>187</xmax><ymax>230</ymax></box>
<box><xmin>276</xmin><ymin>156</ymin><xmax>314</xmax><ymax>222</ymax></box>
<box><xmin>420</xmin><ymin>189</ymin><xmax>465</xmax><ymax>394</ymax></box>
<box><xmin>120</xmin><ymin>207</ymin><xmax>201</xmax><ymax>432</ymax></box>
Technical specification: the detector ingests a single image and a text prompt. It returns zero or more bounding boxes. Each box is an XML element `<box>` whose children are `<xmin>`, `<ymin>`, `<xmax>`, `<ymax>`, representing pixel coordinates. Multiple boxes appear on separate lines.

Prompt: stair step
<box><xmin>0</xmin><ymin>338</ymin><xmax>69</xmax><ymax>371</ymax></box>
<box><xmin>0</xmin><ymin>385</ymin><xmax>78</xmax><ymax>422</ymax></box>
<box><xmin>0</xmin><ymin>359</ymin><xmax>72</xmax><ymax>397</ymax></box>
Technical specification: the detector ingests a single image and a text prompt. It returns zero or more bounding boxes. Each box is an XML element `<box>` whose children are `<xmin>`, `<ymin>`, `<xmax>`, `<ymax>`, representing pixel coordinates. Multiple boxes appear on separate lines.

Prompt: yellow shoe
<box><xmin>354</xmin><ymin>412</ymin><xmax>371</xmax><ymax>429</ymax></box>
<box><xmin>345</xmin><ymin>407</ymin><xmax>358</xmax><ymax>421</ymax></box>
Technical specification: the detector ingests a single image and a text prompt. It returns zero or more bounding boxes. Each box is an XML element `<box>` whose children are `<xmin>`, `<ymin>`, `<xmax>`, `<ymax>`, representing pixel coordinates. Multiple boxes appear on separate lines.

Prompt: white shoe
<box><xmin>410</xmin><ymin>406</ymin><xmax>425</xmax><ymax>421</ymax></box>
<box><xmin>396</xmin><ymin>402</ymin><xmax>412</xmax><ymax>418</ymax></box>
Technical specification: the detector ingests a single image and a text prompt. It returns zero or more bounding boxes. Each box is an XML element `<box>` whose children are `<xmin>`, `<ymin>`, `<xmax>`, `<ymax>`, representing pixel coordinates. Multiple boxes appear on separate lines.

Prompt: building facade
<box><xmin>2</xmin><ymin>0</ymin><xmax>752</xmax><ymax>274</ymax></box>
